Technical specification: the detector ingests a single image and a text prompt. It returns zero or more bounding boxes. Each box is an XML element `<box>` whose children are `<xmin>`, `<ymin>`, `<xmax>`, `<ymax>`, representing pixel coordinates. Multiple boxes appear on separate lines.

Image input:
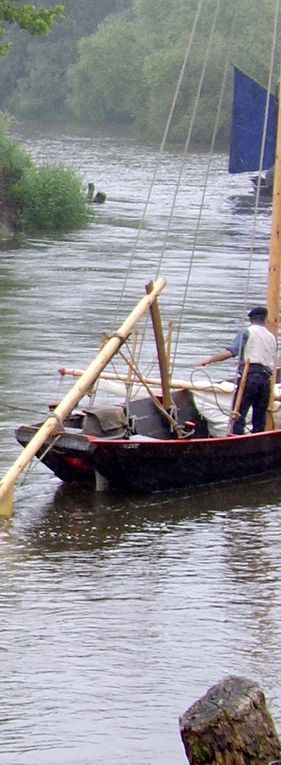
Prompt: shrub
<box><xmin>0</xmin><ymin>118</ymin><xmax>33</xmax><ymax>197</ymax></box>
<box><xmin>17</xmin><ymin>163</ymin><xmax>88</xmax><ymax>231</ymax></box>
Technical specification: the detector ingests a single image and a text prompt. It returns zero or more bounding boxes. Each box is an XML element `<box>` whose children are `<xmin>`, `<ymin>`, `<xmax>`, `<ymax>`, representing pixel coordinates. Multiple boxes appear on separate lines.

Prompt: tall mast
<box><xmin>266</xmin><ymin>78</ymin><xmax>281</xmax><ymax>336</ymax></box>
<box><xmin>146</xmin><ymin>280</ymin><xmax>173</xmax><ymax>411</ymax></box>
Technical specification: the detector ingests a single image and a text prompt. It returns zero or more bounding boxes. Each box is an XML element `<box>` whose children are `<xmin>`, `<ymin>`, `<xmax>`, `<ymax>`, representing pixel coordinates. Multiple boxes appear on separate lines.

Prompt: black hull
<box><xmin>251</xmin><ymin>177</ymin><xmax>272</xmax><ymax>197</ymax></box>
<box><xmin>92</xmin><ymin>430</ymin><xmax>281</xmax><ymax>491</ymax></box>
<box><xmin>15</xmin><ymin>423</ymin><xmax>281</xmax><ymax>493</ymax></box>
<box><xmin>16</xmin><ymin>425</ymin><xmax>98</xmax><ymax>486</ymax></box>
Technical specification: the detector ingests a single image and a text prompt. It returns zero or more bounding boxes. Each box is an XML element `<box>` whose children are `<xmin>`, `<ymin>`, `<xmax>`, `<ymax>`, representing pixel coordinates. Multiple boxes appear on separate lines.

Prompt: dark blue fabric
<box><xmin>228</xmin><ymin>67</ymin><xmax>277</xmax><ymax>174</ymax></box>
<box><xmin>233</xmin><ymin>368</ymin><xmax>270</xmax><ymax>434</ymax></box>
<box><xmin>225</xmin><ymin>328</ymin><xmax>249</xmax><ymax>359</ymax></box>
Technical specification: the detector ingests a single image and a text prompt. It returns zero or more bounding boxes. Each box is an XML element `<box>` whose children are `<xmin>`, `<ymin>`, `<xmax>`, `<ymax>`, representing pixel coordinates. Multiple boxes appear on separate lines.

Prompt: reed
<box><xmin>18</xmin><ymin>163</ymin><xmax>89</xmax><ymax>231</ymax></box>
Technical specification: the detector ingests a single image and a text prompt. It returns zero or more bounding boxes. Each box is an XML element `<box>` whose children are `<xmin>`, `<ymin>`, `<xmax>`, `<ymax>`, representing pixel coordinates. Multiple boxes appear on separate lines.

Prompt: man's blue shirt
<box><xmin>225</xmin><ymin>329</ymin><xmax>249</xmax><ymax>360</ymax></box>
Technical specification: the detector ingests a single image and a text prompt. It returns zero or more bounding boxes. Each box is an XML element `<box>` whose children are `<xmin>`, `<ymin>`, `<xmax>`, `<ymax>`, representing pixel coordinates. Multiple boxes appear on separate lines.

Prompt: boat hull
<box><xmin>91</xmin><ymin>430</ymin><xmax>281</xmax><ymax>491</ymax></box>
<box><xmin>15</xmin><ymin>423</ymin><xmax>281</xmax><ymax>493</ymax></box>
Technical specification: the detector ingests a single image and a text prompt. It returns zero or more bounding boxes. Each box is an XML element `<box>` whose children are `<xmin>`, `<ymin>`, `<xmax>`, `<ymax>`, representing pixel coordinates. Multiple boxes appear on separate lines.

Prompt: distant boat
<box><xmin>250</xmin><ymin>174</ymin><xmax>273</xmax><ymax>197</ymax></box>
<box><xmin>229</xmin><ymin>67</ymin><xmax>277</xmax><ymax>197</ymax></box>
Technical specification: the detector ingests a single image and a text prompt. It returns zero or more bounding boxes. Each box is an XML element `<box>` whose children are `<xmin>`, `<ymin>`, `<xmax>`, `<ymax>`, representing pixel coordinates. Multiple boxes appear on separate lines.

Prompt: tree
<box><xmin>0</xmin><ymin>0</ymin><xmax>64</xmax><ymax>54</ymax></box>
<box><xmin>9</xmin><ymin>38</ymin><xmax>74</xmax><ymax>119</ymax></box>
<box><xmin>0</xmin><ymin>0</ymin><xmax>280</xmax><ymax>146</ymax></box>
<box><xmin>67</xmin><ymin>17</ymin><xmax>146</xmax><ymax>125</ymax></box>
<box><xmin>1</xmin><ymin>0</ymin><xmax>132</xmax><ymax>120</ymax></box>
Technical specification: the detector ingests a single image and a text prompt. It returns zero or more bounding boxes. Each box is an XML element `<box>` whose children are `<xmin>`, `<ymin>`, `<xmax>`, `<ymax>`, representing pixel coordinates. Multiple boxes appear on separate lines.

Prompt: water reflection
<box><xmin>228</xmin><ymin>193</ymin><xmax>272</xmax><ymax>216</ymax></box>
<box><xmin>1</xmin><ymin>474</ymin><xmax>281</xmax><ymax>765</ymax></box>
<box><xmin>3</xmin><ymin>473</ymin><xmax>281</xmax><ymax>554</ymax></box>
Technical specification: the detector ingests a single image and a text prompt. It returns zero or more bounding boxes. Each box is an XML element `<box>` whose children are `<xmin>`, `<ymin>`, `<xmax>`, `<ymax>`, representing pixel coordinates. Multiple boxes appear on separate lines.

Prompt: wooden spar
<box><xmin>229</xmin><ymin>360</ymin><xmax>250</xmax><ymax>433</ymax></box>
<box><xmin>146</xmin><ymin>280</ymin><xmax>173</xmax><ymax>410</ymax></box>
<box><xmin>115</xmin><ymin>344</ymin><xmax>187</xmax><ymax>436</ymax></box>
<box><xmin>125</xmin><ymin>330</ymin><xmax>139</xmax><ymax>391</ymax></box>
<box><xmin>165</xmin><ymin>321</ymin><xmax>174</xmax><ymax>369</ymax></box>
<box><xmin>57</xmin><ymin>366</ymin><xmax>281</xmax><ymax>408</ymax></box>
<box><xmin>0</xmin><ymin>277</ymin><xmax>166</xmax><ymax>516</ymax></box>
<box><xmin>266</xmin><ymin>79</ymin><xmax>281</xmax><ymax>336</ymax></box>
<box><xmin>56</xmin><ymin>367</ymin><xmax>256</xmax><ymax>394</ymax></box>
<box><xmin>265</xmin><ymin>74</ymin><xmax>281</xmax><ymax>429</ymax></box>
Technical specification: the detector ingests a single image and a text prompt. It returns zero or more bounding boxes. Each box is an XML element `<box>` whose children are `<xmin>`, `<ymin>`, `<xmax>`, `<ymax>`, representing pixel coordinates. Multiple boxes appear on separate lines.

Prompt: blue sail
<box><xmin>228</xmin><ymin>67</ymin><xmax>277</xmax><ymax>173</ymax></box>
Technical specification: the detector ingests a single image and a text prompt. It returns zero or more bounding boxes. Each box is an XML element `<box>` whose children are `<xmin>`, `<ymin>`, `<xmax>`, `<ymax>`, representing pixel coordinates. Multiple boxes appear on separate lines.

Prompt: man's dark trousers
<box><xmin>233</xmin><ymin>365</ymin><xmax>271</xmax><ymax>434</ymax></box>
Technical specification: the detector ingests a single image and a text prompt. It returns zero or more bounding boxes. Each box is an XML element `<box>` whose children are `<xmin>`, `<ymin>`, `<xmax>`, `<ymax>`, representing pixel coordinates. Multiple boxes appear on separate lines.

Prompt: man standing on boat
<box><xmin>195</xmin><ymin>306</ymin><xmax>277</xmax><ymax>434</ymax></box>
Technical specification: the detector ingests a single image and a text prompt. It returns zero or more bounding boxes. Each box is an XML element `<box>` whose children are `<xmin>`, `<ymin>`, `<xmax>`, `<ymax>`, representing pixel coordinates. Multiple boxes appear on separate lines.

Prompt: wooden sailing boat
<box><xmin>1</xmin><ymin>6</ymin><xmax>281</xmax><ymax>507</ymax></box>
<box><xmin>12</xmin><ymin>114</ymin><xmax>281</xmax><ymax>494</ymax></box>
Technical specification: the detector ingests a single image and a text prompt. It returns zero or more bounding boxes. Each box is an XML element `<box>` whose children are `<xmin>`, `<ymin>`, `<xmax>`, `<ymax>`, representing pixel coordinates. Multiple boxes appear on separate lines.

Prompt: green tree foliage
<box><xmin>0</xmin><ymin>0</ymin><xmax>281</xmax><ymax>145</ymax></box>
<box><xmin>0</xmin><ymin>118</ymin><xmax>32</xmax><ymax>200</ymax></box>
<box><xmin>9</xmin><ymin>38</ymin><xmax>72</xmax><ymax>119</ymax></box>
<box><xmin>132</xmin><ymin>0</ymin><xmax>281</xmax><ymax>143</ymax></box>
<box><xmin>0</xmin><ymin>0</ymin><xmax>64</xmax><ymax>54</ymax></box>
<box><xmin>2</xmin><ymin>0</ymin><xmax>131</xmax><ymax>120</ymax></box>
<box><xmin>67</xmin><ymin>17</ymin><xmax>146</xmax><ymax>124</ymax></box>
<box><xmin>64</xmin><ymin>0</ymin><xmax>281</xmax><ymax>144</ymax></box>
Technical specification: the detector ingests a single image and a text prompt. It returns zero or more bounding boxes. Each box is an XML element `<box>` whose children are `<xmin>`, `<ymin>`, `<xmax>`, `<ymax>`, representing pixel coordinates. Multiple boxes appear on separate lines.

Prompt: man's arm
<box><xmin>194</xmin><ymin>329</ymin><xmax>248</xmax><ymax>367</ymax></box>
<box><xmin>194</xmin><ymin>349</ymin><xmax>233</xmax><ymax>367</ymax></box>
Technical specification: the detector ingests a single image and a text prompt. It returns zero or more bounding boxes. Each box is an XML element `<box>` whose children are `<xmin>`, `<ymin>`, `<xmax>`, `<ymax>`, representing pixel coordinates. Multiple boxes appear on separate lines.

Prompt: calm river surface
<box><xmin>1</xmin><ymin>124</ymin><xmax>281</xmax><ymax>765</ymax></box>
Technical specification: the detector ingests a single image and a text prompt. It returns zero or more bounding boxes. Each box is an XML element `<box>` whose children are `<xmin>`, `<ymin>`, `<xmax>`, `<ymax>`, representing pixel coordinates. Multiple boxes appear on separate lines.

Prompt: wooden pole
<box><xmin>266</xmin><ymin>76</ymin><xmax>281</xmax><ymax>429</ymax></box>
<box><xmin>165</xmin><ymin>321</ymin><xmax>174</xmax><ymax>369</ymax></box>
<box><xmin>125</xmin><ymin>330</ymin><xmax>139</xmax><ymax>392</ymax></box>
<box><xmin>0</xmin><ymin>277</ymin><xmax>166</xmax><ymax>516</ymax></box>
<box><xmin>146</xmin><ymin>280</ymin><xmax>173</xmax><ymax>411</ymax></box>
<box><xmin>266</xmin><ymin>79</ymin><xmax>281</xmax><ymax>337</ymax></box>
<box><xmin>114</xmin><ymin>344</ymin><xmax>187</xmax><ymax>437</ymax></box>
<box><xmin>229</xmin><ymin>360</ymin><xmax>250</xmax><ymax>432</ymax></box>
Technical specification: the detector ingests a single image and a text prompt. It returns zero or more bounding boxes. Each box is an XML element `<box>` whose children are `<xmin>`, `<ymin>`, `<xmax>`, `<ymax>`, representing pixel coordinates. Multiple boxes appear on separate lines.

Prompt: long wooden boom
<box><xmin>0</xmin><ymin>277</ymin><xmax>166</xmax><ymax>515</ymax></box>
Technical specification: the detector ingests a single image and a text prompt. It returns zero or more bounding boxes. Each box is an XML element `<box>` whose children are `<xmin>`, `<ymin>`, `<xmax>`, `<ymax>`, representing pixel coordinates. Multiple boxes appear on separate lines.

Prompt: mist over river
<box><xmin>1</xmin><ymin>124</ymin><xmax>280</xmax><ymax>765</ymax></box>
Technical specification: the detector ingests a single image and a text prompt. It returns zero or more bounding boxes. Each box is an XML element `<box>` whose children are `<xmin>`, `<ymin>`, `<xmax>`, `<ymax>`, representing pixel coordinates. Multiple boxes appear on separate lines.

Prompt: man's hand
<box><xmin>194</xmin><ymin>357</ymin><xmax>211</xmax><ymax>367</ymax></box>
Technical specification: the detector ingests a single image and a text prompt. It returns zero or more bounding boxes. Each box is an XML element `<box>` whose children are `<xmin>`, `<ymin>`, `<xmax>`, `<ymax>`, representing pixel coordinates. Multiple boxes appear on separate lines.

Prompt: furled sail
<box><xmin>228</xmin><ymin>67</ymin><xmax>277</xmax><ymax>173</ymax></box>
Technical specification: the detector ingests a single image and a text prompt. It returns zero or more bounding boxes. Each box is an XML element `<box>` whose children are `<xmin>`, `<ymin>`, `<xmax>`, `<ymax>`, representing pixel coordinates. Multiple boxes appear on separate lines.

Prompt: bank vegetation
<box><xmin>0</xmin><ymin>0</ymin><xmax>279</xmax><ymax>147</ymax></box>
<box><xmin>0</xmin><ymin>120</ymin><xmax>88</xmax><ymax>238</ymax></box>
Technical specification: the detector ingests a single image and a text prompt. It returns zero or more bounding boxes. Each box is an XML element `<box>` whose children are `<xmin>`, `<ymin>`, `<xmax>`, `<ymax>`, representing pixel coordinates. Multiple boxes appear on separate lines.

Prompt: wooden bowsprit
<box><xmin>0</xmin><ymin>277</ymin><xmax>166</xmax><ymax>517</ymax></box>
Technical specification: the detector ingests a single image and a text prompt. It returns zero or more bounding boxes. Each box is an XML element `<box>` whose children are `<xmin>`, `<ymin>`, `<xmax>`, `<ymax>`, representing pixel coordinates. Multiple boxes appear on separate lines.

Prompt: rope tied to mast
<box><xmin>106</xmin><ymin>331</ymin><xmax>129</xmax><ymax>346</ymax></box>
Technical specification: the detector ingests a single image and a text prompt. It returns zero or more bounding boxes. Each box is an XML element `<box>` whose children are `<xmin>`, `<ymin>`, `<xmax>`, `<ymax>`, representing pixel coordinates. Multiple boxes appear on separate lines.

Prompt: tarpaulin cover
<box><xmin>228</xmin><ymin>67</ymin><xmax>277</xmax><ymax>173</ymax></box>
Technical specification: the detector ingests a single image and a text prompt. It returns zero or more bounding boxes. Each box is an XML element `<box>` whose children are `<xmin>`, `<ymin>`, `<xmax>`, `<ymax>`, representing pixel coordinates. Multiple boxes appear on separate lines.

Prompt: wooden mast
<box><xmin>146</xmin><ymin>280</ymin><xmax>173</xmax><ymax>411</ymax></box>
<box><xmin>265</xmin><ymin>77</ymin><xmax>281</xmax><ymax>429</ymax></box>
<box><xmin>266</xmin><ymin>80</ymin><xmax>281</xmax><ymax>335</ymax></box>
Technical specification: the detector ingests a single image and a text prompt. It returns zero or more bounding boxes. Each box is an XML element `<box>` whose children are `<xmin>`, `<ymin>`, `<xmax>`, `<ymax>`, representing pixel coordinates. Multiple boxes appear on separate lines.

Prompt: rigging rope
<box><xmin>226</xmin><ymin>0</ymin><xmax>280</xmax><ymax>433</ymax></box>
<box><xmin>120</xmin><ymin>0</ymin><xmax>225</xmax><ymax>389</ymax></box>
<box><xmin>112</xmin><ymin>0</ymin><xmax>205</xmax><ymax>327</ymax></box>
<box><xmin>132</xmin><ymin>0</ymin><xmax>237</xmax><ymax>386</ymax></box>
<box><xmin>238</xmin><ymin>0</ymin><xmax>280</xmax><ymax>326</ymax></box>
<box><xmin>170</xmin><ymin>0</ymin><xmax>240</xmax><ymax>374</ymax></box>
<box><xmin>101</xmin><ymin>0</ymin><xmax>280</xmax><ymax>422</ymax></box>
<box><xmin>155</xmin><ymin>0</ymin><xmax>225</xmax><ymax>280</ymax></box>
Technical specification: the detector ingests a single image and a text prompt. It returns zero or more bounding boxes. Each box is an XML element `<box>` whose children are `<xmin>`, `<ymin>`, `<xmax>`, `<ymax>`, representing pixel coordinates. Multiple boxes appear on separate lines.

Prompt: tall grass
<box><xmin>18</xmin><ymin>163</ymin><xmax>89</xmax><ymax>231</ymax></box>
<box><xmin>0</xmin><ymin>120</ymin><xmax>89</xmax><ymax>233</ymax></box>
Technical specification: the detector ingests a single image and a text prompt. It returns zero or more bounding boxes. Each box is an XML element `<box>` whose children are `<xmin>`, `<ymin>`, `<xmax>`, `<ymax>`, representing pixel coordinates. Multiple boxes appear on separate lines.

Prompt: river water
<box><xmin>1</xmin><ymin>125</ymin><xmax>281</xmax><ymax>765</ymax></box>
